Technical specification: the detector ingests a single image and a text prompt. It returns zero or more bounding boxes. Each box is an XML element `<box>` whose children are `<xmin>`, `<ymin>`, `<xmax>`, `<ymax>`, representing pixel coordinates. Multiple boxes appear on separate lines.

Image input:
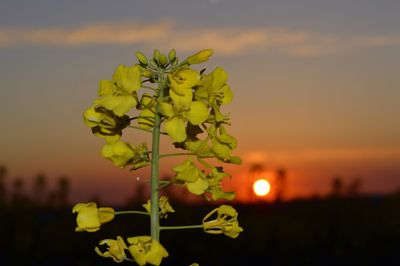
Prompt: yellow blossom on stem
<box><xmin>94</xmin><ymin>65</ymin><xmax>142</xmax><ymax>116</ymax></box>
<box><xmin>160</xmin><ymin>100</ymin><xmax>209</xmax><ymax>143</ymax></box>
<box><xmin>83</xmin><ymin>106</ymin><xmax>130</xmax><ymax>143</ymax></box>
<box><xmin>101</xmin><ymin>141</ymin><xmax>136</xmax><ymax>168</ymax></box>
<box><xmin>202</xmin><ymin>205</ymin><xmax>243</xmax><ymax>238</ymax></box>
<box><xmin>95</xmin><ymin>236</ymin><xmax>128</xmax><ymax>263</ymax></box>
<box><xmin>127</xmin><ymin>236</ymin><xmax>169</xmax><ymax>266</ymax></box>
<box><xmin>101</xmin><ymin>141</ymin><xmax>150</xmax><ymax>169</ymax></box>
<box><xmin>195</xmin><ymin>67</ymin><xmax>233</xmax><ymax>106</ymax></box>
<box><xmin>205</xmin><ymin>167</ymin><xmax>235</xmax><ymax>201</ymax></box>
<box><xmin>186</xmin><ymin>49</ymin><xmax>213</xmax><ymax>65</ymax></box>
<box><xmin>143</xmin><ymin>196</ymin><xmax>175</xmax><ymax>219</ymax></box>
<box><xmin>168</xmin><ymin>67</ymin><xmax>199</xmax><ymax>96</ymax></box>
<box><xmin>72</xmin><ymin>202</ymin><xmax>115</xmax><ymax>232</ymax></box>
<box><xmin>172</xmin><ymin>158</ymin><xmax>209</xmax><ymax>195</ymax></box>
<box><xmin>209</xmin><ymin>125</ymin><xmax>239</xmax><ymax>163</ymax></box>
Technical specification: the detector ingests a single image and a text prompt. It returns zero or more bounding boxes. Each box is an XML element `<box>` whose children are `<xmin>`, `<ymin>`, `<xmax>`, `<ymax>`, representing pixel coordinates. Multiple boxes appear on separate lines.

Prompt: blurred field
<box><xmin>1</xmin><ymin>193</ymin><xmax>399</xmax><ymax>266</ymax></box>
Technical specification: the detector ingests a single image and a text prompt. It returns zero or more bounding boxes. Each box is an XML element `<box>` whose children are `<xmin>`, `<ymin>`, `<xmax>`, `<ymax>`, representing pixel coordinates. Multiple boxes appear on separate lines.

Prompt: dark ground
<box><xmin>1</xmin><ymin>194</ymin><xmax>399</xmax><ymax>266</ymax></box>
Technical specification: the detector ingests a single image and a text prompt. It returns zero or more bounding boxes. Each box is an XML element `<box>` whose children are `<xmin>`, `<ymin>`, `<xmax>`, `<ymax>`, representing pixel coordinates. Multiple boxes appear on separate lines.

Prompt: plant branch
<box><xmin>115</xmin><ymin>210</ymin><xmax>149</xmax><ymax>216</ymax></box>
<box><xmin>159</xmin><ymin>224</ymin><xmax>203</xmax><ymax>230</ymax></box>
<box><xmin>159</xmin><ymin>152</ymin><xmax>196</xmax><ymax>158</ymax></box>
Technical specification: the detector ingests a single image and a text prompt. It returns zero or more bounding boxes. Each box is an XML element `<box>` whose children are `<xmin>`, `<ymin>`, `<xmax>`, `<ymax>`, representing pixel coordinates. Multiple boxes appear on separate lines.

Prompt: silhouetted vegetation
<box><xmin>0</xmin><ymin>166</ymin><xmax>399</xmax><ymax>265</ymax></box>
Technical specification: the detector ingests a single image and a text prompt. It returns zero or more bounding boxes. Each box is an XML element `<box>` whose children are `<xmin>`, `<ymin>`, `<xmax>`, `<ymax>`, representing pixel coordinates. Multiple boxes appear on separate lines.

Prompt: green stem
<box><xmin>197</xmin><ymin>158</ymin><xmax>213</xmax><ymax>169</ymax></box>
<box><xmin>159</xmin><ymin>224</ymin><xmax>203</xmax><ymax>230</ymax></box>
<box><xmin>115</xmin><ymin>210</ymin><xmax>149</xmax><ymax>216</ymax></box>
<box><xmin>159</xmin><ymin>181</ymin><xmax>171</xmax><ymax>189</ymax></box>
<box><xmin>159</xmin><ymin>152</ymin><xmax>196</xmax><ymax>158</ymax></box>
<box><xmin>150</xmin><ymin>69</ymin><xmax>167</xmax><ymax>241</ymax></box>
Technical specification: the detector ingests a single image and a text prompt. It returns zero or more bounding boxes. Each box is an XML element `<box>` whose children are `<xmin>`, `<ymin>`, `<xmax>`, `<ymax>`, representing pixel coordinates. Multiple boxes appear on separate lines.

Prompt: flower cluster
<box><xmin>94</xmin><ymin>235</ymin><xmax>168</xmax><ymax>265</ymax></box>
<box><xmin>75</xmin><ymin>49</ymin><xmax>243</xmax><ymax>265</ymax></box>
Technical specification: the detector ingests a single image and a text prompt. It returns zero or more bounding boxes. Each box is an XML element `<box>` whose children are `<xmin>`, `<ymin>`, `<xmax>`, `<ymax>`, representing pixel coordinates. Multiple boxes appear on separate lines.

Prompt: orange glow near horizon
<box><xmin>253</xmin><ymin>179</ymin><xmax>271</xmax><ymax>197</ymax></box>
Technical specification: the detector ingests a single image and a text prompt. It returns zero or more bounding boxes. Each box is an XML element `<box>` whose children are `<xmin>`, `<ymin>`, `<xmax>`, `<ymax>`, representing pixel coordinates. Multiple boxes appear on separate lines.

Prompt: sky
<box><xmin>1</xmin><ymin>0</ymin><xmax>400</xmax><ymax>204</ymax></box>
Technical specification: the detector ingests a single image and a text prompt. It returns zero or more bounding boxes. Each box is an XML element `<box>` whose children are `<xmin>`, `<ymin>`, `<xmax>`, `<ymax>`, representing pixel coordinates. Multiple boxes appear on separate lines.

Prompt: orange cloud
<box><xmin>245</xmin><ymin>147</ymin><xmax>400</xmax><ymax>163</ymax></box>
<box><xmin>0</xmin><ymin>20</ymin><xmax>172</xmax><ymax>47</ymax></box>
<box><xmin>1</xmin><ymin>20</ymin><xmax>400</xmax><ymax>57</ymax></box>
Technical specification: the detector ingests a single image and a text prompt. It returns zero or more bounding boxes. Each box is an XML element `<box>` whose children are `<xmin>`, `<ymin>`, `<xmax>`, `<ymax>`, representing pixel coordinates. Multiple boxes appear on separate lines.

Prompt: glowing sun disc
<box><xmin>253</xmin><ymin>179</ymin><xmax>271</xmax><ymax>196</ymax></box>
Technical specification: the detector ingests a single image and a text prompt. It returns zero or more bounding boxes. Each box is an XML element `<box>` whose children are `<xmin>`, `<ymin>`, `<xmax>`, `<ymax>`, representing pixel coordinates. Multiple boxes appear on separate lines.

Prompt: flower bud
<box><xmin>153</xmin><ymin>49</ymin><xmax>161</xmax><ymax>63</ymax></box>
<box><xmin>142</xmin><ymin>69</ymin><xmax>153</xmax><ymax>78</ymax></box>
<box><xmin>159</xmin><ymin>53</ymin><xmax>168</xmax><ymax>66</ymax></box>
<box><xmin>186</xmin><ymin>49</ymin><xmax>213</xmax><ymax>64</ymax></box>
<box><xmin>168</xmin><ymin>49</ymin><xmax>176</xmax><ymax>62</ymax></box>
<box><xmin>135</xmin><ymin>51</ymin><xmax>148</xmax><ymax>65</ymax></box>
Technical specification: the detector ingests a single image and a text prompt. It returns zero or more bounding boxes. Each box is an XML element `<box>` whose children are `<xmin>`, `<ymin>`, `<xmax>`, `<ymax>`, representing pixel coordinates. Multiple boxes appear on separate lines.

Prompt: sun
<box><xmin>253</xmin><ymin>179</ymin><xmax>271</xmax><ymax>196</ymax></box>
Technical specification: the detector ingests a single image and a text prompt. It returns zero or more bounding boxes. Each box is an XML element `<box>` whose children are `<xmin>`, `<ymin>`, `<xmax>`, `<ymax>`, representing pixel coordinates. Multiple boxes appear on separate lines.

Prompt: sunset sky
<box><xmin>1</xmin><ymin>0</ymin><xmax>399</xmax><ymax>204</ymax></box>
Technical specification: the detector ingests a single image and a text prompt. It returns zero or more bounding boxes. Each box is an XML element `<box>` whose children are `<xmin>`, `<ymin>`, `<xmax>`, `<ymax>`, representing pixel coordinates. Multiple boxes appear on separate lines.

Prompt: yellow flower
<box><xmin>172</xmin><ymin>158</ymin><xmax>208</xmax><ymax>195</ymax></box>
<box><xmin>186</xmin><ymin>49</ymin><xmax>213</xmax><ymax>64</ymax></box>
<box><xmin>202</xmin><ymin>205</ymin><xmax>243</xmax><ymax>238</ymax></box>
<box><xmin>101</xmin><ymin>141</ymin><xmax>150</xmax><ymax>169</ymax></box>
<box><xmin>160</xmin><ymin>101</ymin><xmax>209</xmax><ymax>143</ymax></box>
<box><xmin>127</xmin><ymin>236</ymin><xmax>168</xmax><ymax>266</ymax></box>
<box><xmin>94</xmin><ymin>65</ymin><xmax>142</xmax><ymax>116</ymax></box>
<box><xmin>83</xmin><ymin>106</ymin><xmax>130</xmax><ymax>143</ymax></box>
<box><xmin>205</xmin><ymin>167</ymin><xmax>235</xmax><ymax>201</ymax></box>
<box><xmin>95</xmin><ymin>94</ymin><xmax>137</xmax><ymax>117</ymax></box>
<box><xmin>101</xmin><ymin>141</ymin><xmax>136</xmax><ymax>168</ymax></box>
<box><xmin>112</xmin><ymin>65</ymin><xmax>142</xmax><ymax>94</ymax></box>
<box><xmin>208</xmin><ymin>125</ymin><xmax>238</xmax><ymax>162</ymax></box>
<box><xmin>184</xmin><ymin>138</ymin><xmax>213</xmax><ymax>158</ymax></box>
<box><xmin>72</xmin><ymin>202</ymin><xmax>114</xmax><ymax>232</ymax></box>
<box><xmin>168</xmin><ymin>67</ymin><xmax>200</xmax><ymax>96</ymax></box>
<box><xmin>142</xmin><ymin>196</ymin><xmax>175</xmax><ymax>219</ymax></box>
<box><xmin>195</xmin><ymin>67</ymin><xmax>233</xmax><ymax>106</ymax></box>
<box><xmin>95</xmin><ymin>236</ymin><xmax>128</xmax><ymax>263</ymax></box>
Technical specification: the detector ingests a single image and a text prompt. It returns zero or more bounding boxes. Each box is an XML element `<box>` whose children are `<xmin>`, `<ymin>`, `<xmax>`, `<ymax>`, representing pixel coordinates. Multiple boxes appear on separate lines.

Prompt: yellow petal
<box><xmin>187</xmin><ymin>177</ymin><xmax>208</xmax><ymax>195</ymax></box>
<box><xmin>138</xmin><ymin>109</ymin><xmax>155</xmax><ymax>129</ymax></box>
<box><xmin>211</xmin><ymin>67</ymin><xmax>228</xmax><ymax>90</ymax></box>
<box><xmin>72</xmin><ymin>202</ymin><xmax>100</xmax><ymax>232</ymax></box>
<box><xmin>113</xmin><ymin>65</ymin><xmax>142</xmax><ymax>93</ymax></box>
<box><xmin>145</xmin><ymin>239</ymin><xmax>169</xmax><ymax>266</ymax></box>
<box><xmin>211</xmin><ymin>141</ymin><xmax>231</xmax><ymax>161</ymax></box>
<box><xmin>127</xmin><ymin>236</ymin><xmax>168</xmax><ymax>266</ymax></box>
<box><xmin>83</xmin><ymin>106</ymin><xmax>103</xmax><ymax>128</ymax></box>
<box><xmin>221</xmin><ymin>84</ymin><xmax>233</xmax><ymax>105</ymax></box>
<box><xmin>173</xmin><ymin>158</ymin><xmax>202</xmax><ymax>182</ymax></box>
<box><xmin>95</xmin><ymin>236</ymin><xmax>127</xmax><ymax>263</ymax></box>
<box><xmin>168</xmin><ymin>68</ymin><xmax>199</xmax><ymax>95</ymax></box>
<box><xmin>224</xmin><ymin>221</ymin><xmax>243</xmax><ymax>238</ymax></box>
<box><xmin>98</xmin><ymin>80</ymin><xmax>116</xmax><ymax>96</ymax></box>
<box><xmin>164</xmin><ymin>117</ymin><xmax>186</xmax><ymax>143</ymax></box>
<box><xmin>101</xmin><ymin>141</ymin><xmax>135</xmax><ymax>167</ymax></box>
<box><xmin>170</xmin><ymin>87</ymin><xmax>193</xmax><ymax>107</ymax></box>
<box><xmin>159</xmin><ymin>102</ymin><xmax>175</xmax><ymax>118</ymax></box>
<box><xmin>95</xmin><ymin>94</ymin><xmax>137</xmax><ymax>116</ymax></box>
<box><xmin>98</xmin><ymin>207</ymin><xmax>115</xmax><ymax>224</ymax></box>
<box><xmin>184</xmin><ymin>101</ymin><xmax>209</xmax><ymax>125</ymax></box>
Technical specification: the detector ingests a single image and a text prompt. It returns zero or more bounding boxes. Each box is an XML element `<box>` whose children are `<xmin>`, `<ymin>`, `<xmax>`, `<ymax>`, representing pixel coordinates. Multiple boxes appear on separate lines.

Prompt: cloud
<box><xmin>0</xmin><ymin>21</ymin><xmax>172</xmax><ymax>47</ymax></box>
<box><xmin>1</xmin><ymin>20</ymin><xmax>400</xmax><ymax>57</ymax></box>
<box><xmin>245</xmin><ymin>148</ymin><xmax>400</xmax><ymax>164</ymax></box>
